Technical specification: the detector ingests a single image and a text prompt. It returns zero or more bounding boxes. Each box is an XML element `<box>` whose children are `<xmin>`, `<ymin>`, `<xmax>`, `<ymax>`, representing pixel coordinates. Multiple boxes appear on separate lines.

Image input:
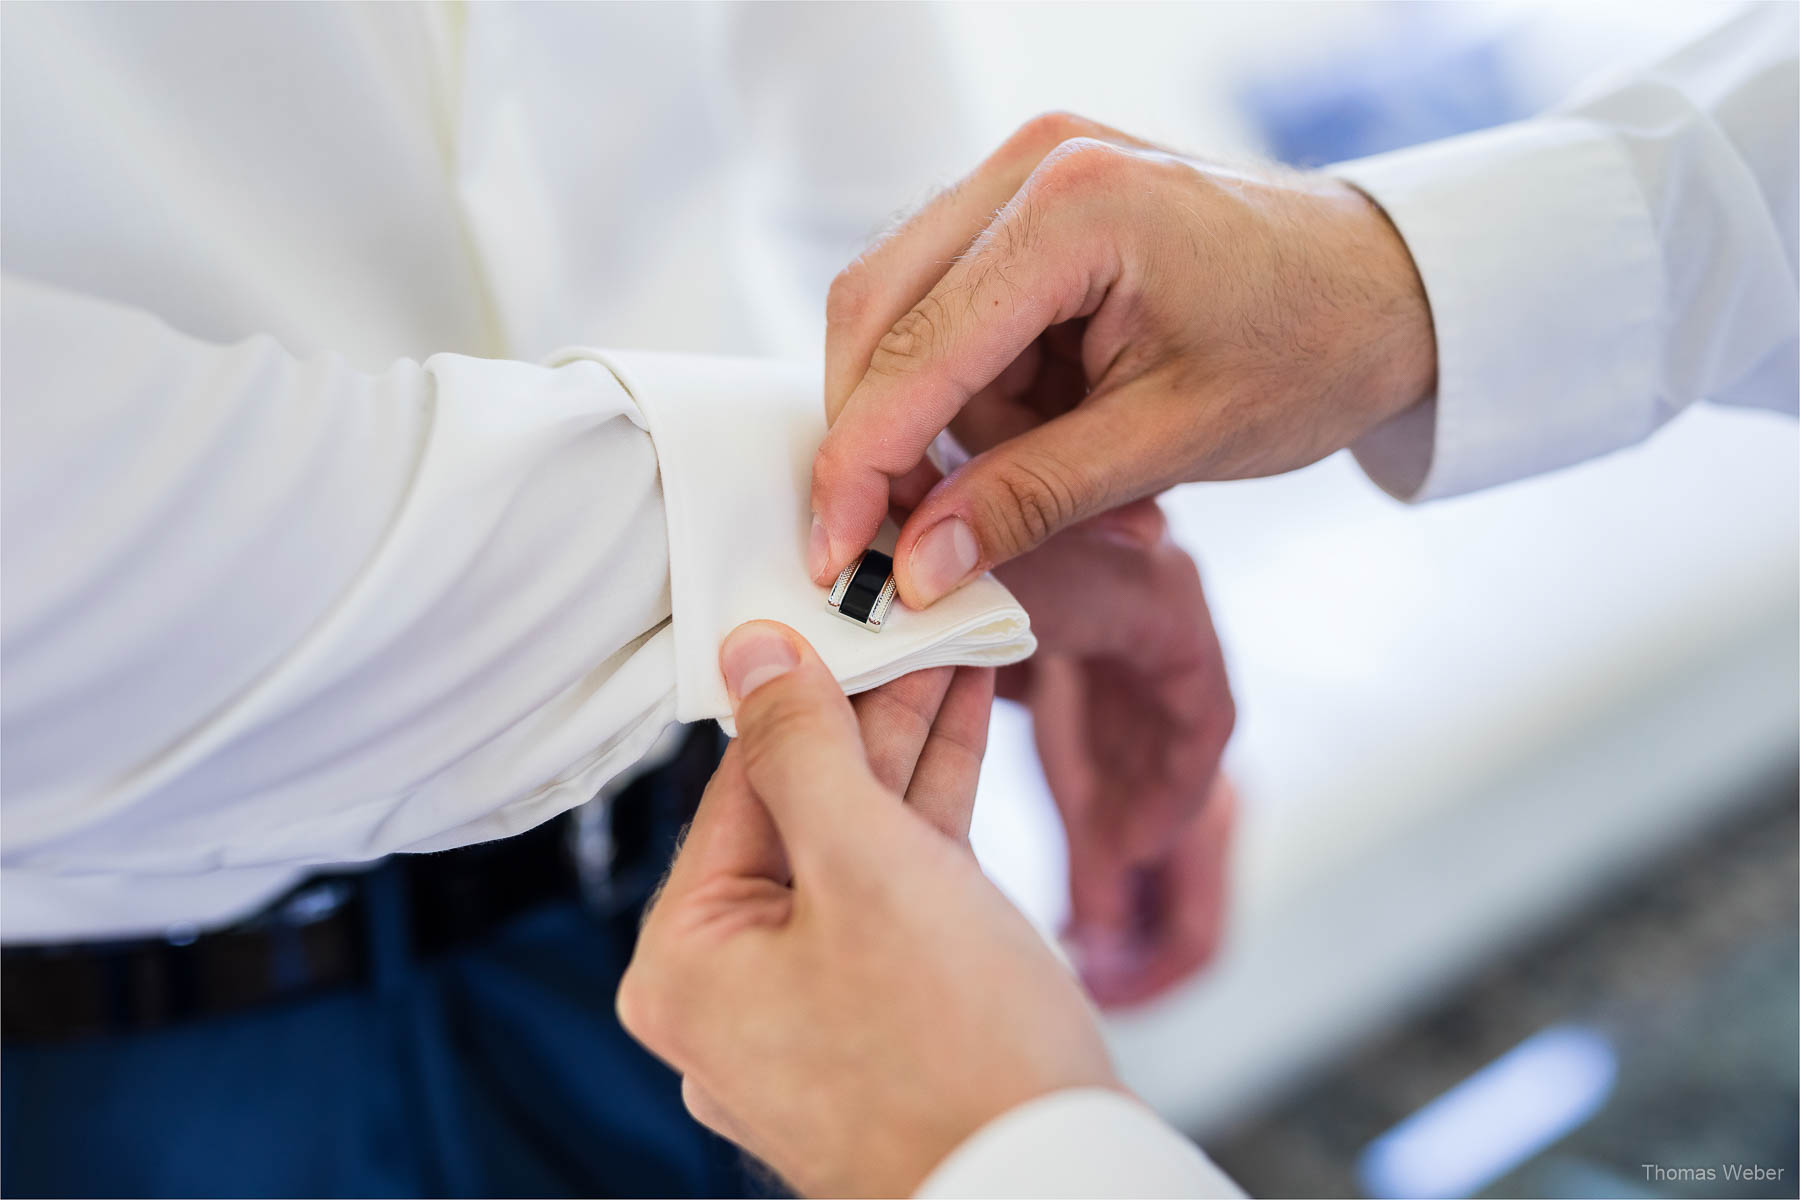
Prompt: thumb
<box><xmin>720</xmin><ymin>621</ymin><xmax>883</xmax><ymax>881</ymax></box>
<box><xmin>892</xmin><ymin>388</ymin><xmax>1174</xmax><ymax>607</ymax></box>
<box><xmin>647</xmin><ymin>743</ymin><xmax>789</xmax><ymax>910</ymax></box>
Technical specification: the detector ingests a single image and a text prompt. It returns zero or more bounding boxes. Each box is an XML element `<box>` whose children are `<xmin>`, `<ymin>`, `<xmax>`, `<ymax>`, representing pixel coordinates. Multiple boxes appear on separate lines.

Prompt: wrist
<box><xmin>1333</xmin><ymin>179</ymin><xmax>1439</xmax><ymax>430</ymax></box>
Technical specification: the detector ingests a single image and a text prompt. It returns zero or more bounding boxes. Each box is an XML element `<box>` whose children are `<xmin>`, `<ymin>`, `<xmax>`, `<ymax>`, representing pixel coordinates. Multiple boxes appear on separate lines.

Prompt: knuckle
<box><xmin>1034</xmin><ymin>137</ymin><xmax>1126</xmax><ymax>195</ymax></box>
<box><xmin>940</xmin><ymin>697</ymin><xmax>994</xmax><ymax>763</ymax></box>
<box><xmin>859</xmin><ymin>682</ymin><xmax>940</xmax><ymax>751</ymax></box>
<box><xmin>618</xmin><ymin>947</ymin><xmax>703</xmax><ymax>1064</ymax></box>
<box><xmin>825</xmin><ymin>264</ymin><xmax>873</xmax><ymax>331</ymax></box>
<box><xmin>925</xmin><ymin>722</ymin><xmax>989</xmax><ymax>787</ymax></box>
<box><xmin>810</xmin><ymin>433</ymin><xmax>891</xmax><ymax>520</ymax></box>
<box><xmin>810</xmin><ymin>433</ymin><xmax>848</xmax><ymax>487</ymax></box>
<box><xmin>614</xmin><ymin>960</ymin><xmax>667</xmax><ymax>1050</ymax></box>
<box><xmin>810</xmin><ymin>434</ymin><xmax>870</xmax><ymax>498</ymax></box>
<box><xmin>867</xmin><ymin>292</ymin><xmax>949</xmax><ymax>380</ymax></box>
<box><xmin>1215</xmin><ymin>686</ymin><xmax>1238</xmax><ymax>746</ymax></box>
<box><xmin>978</xmin><ymin>451</ymin><xmax>1086</xmax><ymax>554</ymax></box>
<box><xmin>680</xmin><ymin>1078</ymin><xmax>718</xmax><ymax>1129</ymax></box>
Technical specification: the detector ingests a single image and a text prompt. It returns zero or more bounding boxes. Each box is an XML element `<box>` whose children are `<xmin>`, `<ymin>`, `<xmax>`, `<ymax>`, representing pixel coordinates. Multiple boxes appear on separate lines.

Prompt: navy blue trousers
<box><xmin>2</xmin><ymin>866</ymin><xmax>758</xmax><ymax>1198</ymax></box>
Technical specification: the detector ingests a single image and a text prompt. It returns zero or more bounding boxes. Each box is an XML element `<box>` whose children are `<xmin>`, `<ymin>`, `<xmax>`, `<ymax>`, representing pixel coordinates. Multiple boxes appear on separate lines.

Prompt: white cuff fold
<box><xmin>915</xmin><ymin>1088</ymin><xmax>1244</xmax><ymax>1199</ymax></box>
<box><xmin>1334</xmin><ymin>117</ymin><xmax>1661</xmax><ymax>501</ymax></box>
<box><xmin>549</xmin><ymin>349</ymin><xmax>1035</xmax><ymax>732</ymax></box>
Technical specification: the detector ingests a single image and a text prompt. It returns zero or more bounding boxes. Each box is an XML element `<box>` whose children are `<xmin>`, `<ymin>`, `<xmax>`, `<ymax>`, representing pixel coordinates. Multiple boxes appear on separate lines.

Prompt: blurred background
<box><xmin>6</xmin><ymin>2</ymin><xmax>1793</xmax><ymax>1197</ymax></box>
<box><xmin>917</xmin><ymin>5</ymin><xmax>1800</xmax><ymax>1199</ymax></box>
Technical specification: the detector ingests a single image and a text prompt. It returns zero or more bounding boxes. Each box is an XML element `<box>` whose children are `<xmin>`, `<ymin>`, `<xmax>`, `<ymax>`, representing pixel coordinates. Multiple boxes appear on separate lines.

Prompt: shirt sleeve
<box><xmin>0</xmin><ymin>279</ymin><xmax>1034</xmax><ymax>935</ymax></box>
<box><xmin>2</xmin><ymin>276</ymin><xmax>682</xmax><ymax>895</ymax></box>
<box><xmin>563</xmin><ymin>348</ymin><xmax>1034</xmax><ymax>737</ymax></box>
<box><xmin>1333</xmin><ymin>5</ymin><xmax>1798</xmax><ymax>501</ymax></box>
<box><xmin>914</xmin><ymin>1088</ymin><xmax>1244</xmax><ymax>1199</ymax></box>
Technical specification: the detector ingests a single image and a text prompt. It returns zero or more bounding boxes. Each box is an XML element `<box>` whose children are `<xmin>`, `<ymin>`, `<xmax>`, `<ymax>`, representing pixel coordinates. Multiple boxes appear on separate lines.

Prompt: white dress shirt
<box><xmin>1341</xmin><ymin>4</ymin><xmax>1798</xmax><ymax>501</ymax></box>
<box><xmin>2</xmin><ymin>2</ymin><xmax>1034</xmax><ymax>947</ymax></box>
<box><xmin>0</xmin><ymin>9</ymin><xmax>1061</xmax><ymax>1199</ymax></box>
<box><xmin>2</xmin><ymin>4</ymin><xmax>1790</xmax><ymax>1198</ymax></box>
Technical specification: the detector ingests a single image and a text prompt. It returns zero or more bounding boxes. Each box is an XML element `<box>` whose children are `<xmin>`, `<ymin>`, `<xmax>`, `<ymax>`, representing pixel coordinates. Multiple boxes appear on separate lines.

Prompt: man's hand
<box><xmin>618</xmin><ymin>622</ymin><xmax>1119</xmax><ymax>1199</ymax></box>
<box><xmin>808</xmin><ymin>111</ymin><xmax>1435</xmax><ymax>607</ymax></box>
<box><xmin>994</xmin><ymin>505</ymin><xmax>1236</xmax><ymax>1007</ymax></box>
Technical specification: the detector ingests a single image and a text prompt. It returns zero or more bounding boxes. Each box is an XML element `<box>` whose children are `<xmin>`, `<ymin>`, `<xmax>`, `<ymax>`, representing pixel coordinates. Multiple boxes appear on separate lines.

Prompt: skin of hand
<box><xmin>807</xmin><ymin>110</ymin><xmax>1437</xmax><ymax>609</ymax></box>
<box><xmin>617</xmin><ymin>622</ymin><xmax>1124</xmax><ymax>1199</ymax></box>
<box><xmin>1068</xmin><ymin>771</ymin><xmax>1236</xmax><ymax>1009</ymax></box>
<box><xmin>992</xmin><ymin>499</ymin><xmax>1236</xmax><ymax>1007</ymax></box>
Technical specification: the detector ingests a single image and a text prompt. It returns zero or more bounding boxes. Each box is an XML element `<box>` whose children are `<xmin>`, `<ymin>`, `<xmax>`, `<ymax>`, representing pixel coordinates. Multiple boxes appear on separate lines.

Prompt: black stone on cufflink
<box><xmin>827</xmin><ymin>549</ymin><xmax>898</xmax><ymax>630</ymax></box>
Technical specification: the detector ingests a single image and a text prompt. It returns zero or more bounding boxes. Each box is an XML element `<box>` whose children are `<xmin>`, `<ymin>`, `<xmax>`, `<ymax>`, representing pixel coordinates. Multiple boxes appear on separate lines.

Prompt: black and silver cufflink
<box><xmin>827</xmin><ymin>549</ymin><xmax>898</xmax><ymax>630</ymax></box>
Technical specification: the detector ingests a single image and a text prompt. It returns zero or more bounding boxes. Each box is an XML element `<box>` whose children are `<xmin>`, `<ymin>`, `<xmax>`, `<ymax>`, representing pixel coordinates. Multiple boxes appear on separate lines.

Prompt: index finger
<box><xmin>809</xmin><ymin>175</ymin><xmax>1119</xmax><ymax>585</ymax></box>
<box><xmin>900</xmin><ymin>664</ymin><xmax>996</xmax><ymax>843</ymax></box>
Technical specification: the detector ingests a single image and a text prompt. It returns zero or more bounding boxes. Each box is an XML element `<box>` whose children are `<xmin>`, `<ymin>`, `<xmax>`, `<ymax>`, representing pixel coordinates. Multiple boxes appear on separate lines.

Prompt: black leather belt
<box><xmin>2</xmin><ymin>726</ymin><xmax>724</xmax><ymax>1043</ymax></box>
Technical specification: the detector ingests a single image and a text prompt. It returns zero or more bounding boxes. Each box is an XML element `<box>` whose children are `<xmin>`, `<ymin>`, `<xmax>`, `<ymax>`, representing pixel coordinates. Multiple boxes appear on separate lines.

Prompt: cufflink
<box><xmin>827</xmin><ymin>549</ymin><xmax>898</xmax><ymax>630</ymax></box>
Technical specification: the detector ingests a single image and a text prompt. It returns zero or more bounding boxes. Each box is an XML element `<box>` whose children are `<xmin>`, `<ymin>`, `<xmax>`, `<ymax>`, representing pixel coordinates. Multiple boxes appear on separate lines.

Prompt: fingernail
<box><xmin>721</xmin><ymin>625</ymin><xmax>798</xmax><ymax>702</ymax></box>
<box><xmin>807</xmin><ymin>513</ymin><xmax>831</xmax><ymax>582</ymax></box>
<box><xmin>909</xmin><ymin>516</ymin><xmax>978</xmax><ymax>605</ymax></box>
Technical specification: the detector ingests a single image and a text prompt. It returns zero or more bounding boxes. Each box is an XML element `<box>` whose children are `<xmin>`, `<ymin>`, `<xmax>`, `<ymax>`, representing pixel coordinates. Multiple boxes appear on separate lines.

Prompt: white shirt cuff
<box><xmin>1334</xmin><ymin>117</ymin><xmax>1661</xmax><ymax>501</ymax></box>
<box><xmin>914</xmin><ymin>1088</ymin><xmax>1244</xmax><ymax>1199</ymax></box>
<box><xmin>548</xmin><ymin>349</ymin><xmax>1036</xmax><ymax>732</ymax></box>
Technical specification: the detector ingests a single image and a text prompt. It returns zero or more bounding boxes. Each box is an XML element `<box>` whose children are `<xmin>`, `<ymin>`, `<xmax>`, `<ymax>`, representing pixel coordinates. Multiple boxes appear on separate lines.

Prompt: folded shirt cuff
<box><xmin>1333</xmin><ymin>117</ymin><xmax>1661</xmax><ymax>501</ymax></box>
<box><xmin>548</xmin><ymin>349</ymin><xmax>1036</xmax><ymax>733</ymax></box>
<box><xmin>914</xmin><ymin>1088</ymin><xmax>1244</xmax><ymax>1199</ymax></box>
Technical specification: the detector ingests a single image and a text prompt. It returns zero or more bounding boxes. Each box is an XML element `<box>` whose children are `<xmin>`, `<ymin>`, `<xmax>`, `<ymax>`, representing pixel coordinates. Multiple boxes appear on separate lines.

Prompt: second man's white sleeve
<box><xmin>1334</xmin><ymin>5</ymin><xmax>1798</xmax><ymax>501</ymax></box>
<box><xmin>914</xmin><ymin>1088</ymin><xmax>1245</xmax><ymax>1199</ymax></box>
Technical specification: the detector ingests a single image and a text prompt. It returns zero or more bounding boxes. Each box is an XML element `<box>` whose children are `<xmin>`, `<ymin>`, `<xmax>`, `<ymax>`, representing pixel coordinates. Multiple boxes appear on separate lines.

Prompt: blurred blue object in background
<box><xmin>1241</xmin><ymin>8</ymin><xmax>1532</xmax><ymax>165</ymax></box>
<box><xmin>1357</xmin><ymin>1025</ymin><xmax>1618</xmax><ymax>1199</ymax></box>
